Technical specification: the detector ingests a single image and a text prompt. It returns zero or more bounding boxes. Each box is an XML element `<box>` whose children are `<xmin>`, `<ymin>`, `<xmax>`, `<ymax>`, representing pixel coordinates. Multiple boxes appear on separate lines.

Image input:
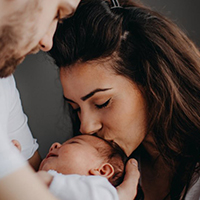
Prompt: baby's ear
<box><xmin>89</xmin><ymin>163</ymin><xmax>114</xmax><ymax>179</ymax></box>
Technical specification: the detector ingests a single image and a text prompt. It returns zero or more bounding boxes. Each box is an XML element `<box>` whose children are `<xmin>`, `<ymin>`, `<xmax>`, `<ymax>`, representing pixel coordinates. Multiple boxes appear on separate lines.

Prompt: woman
<box><xmin>49</xmin><ymin>0</ymin><xmax>200</xmax><ymax>199</ymax></box>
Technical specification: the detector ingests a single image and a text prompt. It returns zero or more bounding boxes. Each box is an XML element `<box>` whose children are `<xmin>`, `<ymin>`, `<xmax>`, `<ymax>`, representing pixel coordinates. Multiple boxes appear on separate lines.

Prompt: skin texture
<box><xmin>0</xmin><ymin>0</ymin><xmax>80</xmax><ymax>77</ymax></box>
<box><xmin>60</xmin><ymin>62</ymin><xmax>147</xmax><ymax>156</ymax></box>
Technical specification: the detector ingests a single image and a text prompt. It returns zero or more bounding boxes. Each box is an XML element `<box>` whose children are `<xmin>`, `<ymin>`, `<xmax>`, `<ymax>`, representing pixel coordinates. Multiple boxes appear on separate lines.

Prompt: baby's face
<box><xmin>39</xmin><ymin>135</ymin><xmax>106</xmax><ymax>175</ymax></box>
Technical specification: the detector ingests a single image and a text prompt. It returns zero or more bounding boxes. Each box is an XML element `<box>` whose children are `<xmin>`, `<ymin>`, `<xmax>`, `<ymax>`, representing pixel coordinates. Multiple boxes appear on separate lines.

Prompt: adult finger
<box><xmin>116</xmin><ymin>158</ymin><xmax>140</xmax><ymax>200</ymax></box>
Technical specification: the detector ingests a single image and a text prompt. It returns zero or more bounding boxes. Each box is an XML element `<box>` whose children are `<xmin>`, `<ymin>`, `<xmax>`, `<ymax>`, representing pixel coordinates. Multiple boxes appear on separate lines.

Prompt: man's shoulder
<box><xmin>0</xmin><ymin>75</ymin><xmax>15</xmax><ymax>87</ymax></box>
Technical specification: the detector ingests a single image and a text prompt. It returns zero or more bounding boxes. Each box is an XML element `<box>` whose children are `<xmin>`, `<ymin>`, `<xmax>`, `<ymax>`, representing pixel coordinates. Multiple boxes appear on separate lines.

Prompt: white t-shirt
<box><xmin>0</xmin><ymin>75</ymin><xmax>38</xmax><ymax>178</ymax></box>
<box><xmin>48</xmin><ymin>170</ymin><xmax>119</xmax><ymax>200</ymax></box>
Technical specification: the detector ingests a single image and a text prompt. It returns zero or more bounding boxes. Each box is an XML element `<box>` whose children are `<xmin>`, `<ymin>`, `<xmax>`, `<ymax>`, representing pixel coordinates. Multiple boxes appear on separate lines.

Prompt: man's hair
<box><xmin>49</xmin><ymin>0</ymin><xmax>200</xmax><ymax>198</ymax></box>
<box><xmin>93</xmin><ymin>135</ymin><xmax>128</xmax><ymax>187</ymax></box>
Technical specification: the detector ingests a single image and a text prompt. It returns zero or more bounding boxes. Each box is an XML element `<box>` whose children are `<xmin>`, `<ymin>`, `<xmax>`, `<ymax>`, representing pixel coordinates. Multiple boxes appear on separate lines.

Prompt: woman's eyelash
<box><xmin>96</xmin><ymin>98</ymin><xmax>111</xmax><ymax>109</ymax></box>
<box><xmin>70</xmin><ymin>98</ymin><xmax>111</xmax><ymax>112</ymax></box>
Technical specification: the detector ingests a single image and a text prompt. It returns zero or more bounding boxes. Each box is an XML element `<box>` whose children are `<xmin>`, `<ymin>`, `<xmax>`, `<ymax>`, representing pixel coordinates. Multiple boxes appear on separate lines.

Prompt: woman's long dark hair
<box><xmin>49</xmin><ymin>0</ymin><xmax>200</xmax><ymax>199</ymax></box>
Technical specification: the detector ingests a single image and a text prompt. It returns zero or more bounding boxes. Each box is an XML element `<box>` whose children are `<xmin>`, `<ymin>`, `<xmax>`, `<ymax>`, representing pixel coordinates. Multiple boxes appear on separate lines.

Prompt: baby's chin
<box><xmin>39</xmin><ymin>162</ymin><xmax>57</xmax><ymax>172</ymax></box>
<box><xmin>38</xmin><ymin>160</ymin><xmax>48</xmax><ymax>171</ymax></box>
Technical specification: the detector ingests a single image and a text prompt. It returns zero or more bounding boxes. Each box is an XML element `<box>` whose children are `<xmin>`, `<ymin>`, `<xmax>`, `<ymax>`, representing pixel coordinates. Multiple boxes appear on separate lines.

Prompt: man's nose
<box><xmin>49</xmin><ymin>142</ymin><xmax>61</xmax><ymax>151</ymax></box>
<box><xmin>79</xmin><ymin>112</ymin><xmax>102</xmax><ymax>135</ymax></box>
<box><xmin>39</xmin><ymin>20</ymin><xmax>57</xmax><ymax>52</ymax></box>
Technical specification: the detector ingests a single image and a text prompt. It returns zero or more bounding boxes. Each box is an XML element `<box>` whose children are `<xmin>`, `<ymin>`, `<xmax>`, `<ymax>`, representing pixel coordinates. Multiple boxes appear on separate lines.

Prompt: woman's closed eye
<box><xmin>69</xmin><ymin>98</ymin><xmax>112</xmax><ymax>113</ymax></box>
<box><xmin>95</xmin><ymin>98</ymin><xmax>111</xmax><ymax>109</ymax></box>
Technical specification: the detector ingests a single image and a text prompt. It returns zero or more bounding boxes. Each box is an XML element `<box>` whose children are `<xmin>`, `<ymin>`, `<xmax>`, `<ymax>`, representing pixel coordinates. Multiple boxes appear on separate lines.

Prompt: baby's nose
<box><xmin>49</xmin><ymin>142</ymin><xmax>61</xmax><ymax>151</ymax></box>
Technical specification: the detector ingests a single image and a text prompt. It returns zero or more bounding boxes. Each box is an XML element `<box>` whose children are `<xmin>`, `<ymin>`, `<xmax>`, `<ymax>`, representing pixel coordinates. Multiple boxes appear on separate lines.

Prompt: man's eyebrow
<box><xmin>81</xmin><ymin>88</ymin><xmax>112</xmax><ymax>101</ymax></box>
<box><xmin>63</xmin><ymin>88</ymin><xmax>112</xmax><ymax>102</ymax></box>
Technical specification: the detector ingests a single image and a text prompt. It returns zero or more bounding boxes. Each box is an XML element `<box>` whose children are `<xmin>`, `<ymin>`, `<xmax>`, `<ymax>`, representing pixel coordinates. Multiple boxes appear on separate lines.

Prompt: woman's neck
<box><xmin>139</xmin><ymin>133</ymin><xmax>173</xmax><ymax>200</ymax></box>
<box><xmin>142</xmin><ymin>132</ymin><xmax>160</xmax><ymax>161</ymax></box>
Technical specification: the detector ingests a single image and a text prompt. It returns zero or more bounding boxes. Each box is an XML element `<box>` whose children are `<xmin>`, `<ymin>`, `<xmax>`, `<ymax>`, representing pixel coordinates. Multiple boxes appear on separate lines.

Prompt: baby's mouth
<box><xmin>46</xmin><ymin>152</ymin><xmax>58</xmax><ymax>158</ymax></box>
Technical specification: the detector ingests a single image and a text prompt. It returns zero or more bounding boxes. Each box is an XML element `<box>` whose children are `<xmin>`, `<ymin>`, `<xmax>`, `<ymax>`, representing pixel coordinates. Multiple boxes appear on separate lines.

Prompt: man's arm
<box><xmin>7</xmin><ymin>76</ymin><xmax>40</xmax><ymax>167</ymax></box>
<box><xmin>0</xmin><ymin>165</ymin><xmax>59</xmax><ymax>200</ymax></box>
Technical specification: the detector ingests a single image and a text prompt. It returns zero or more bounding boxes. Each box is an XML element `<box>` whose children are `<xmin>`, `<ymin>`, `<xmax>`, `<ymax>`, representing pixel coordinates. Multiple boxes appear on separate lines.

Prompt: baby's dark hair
<box><xmin>92</xmin><ymin>135</ymin><xmax>128</xmax><ymax>187</ymax></box>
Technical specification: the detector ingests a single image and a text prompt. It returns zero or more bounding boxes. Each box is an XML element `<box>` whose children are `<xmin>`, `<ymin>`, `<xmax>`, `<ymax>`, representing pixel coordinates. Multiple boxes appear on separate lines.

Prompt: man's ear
<box><xmin>89</xmin><ymin>163</ymin><xmax>114</xmax><ymax>179</ymax></box>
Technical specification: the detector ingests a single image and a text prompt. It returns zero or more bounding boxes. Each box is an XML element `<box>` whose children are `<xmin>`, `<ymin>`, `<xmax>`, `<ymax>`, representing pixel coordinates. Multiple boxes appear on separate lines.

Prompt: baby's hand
<box><xmin>12</xmin><ymin>139</ymin><xmax>21</xmax><ymax>152</ymax></box>
<box><xmin>116</xmin><ymin>159</ymin><xmax>140</xmax><ymax>200</ymax></box>
<box><xmin>37</xmin><ymin>171</ymin><xmax>54</xmax><ymax>187</ymax></box>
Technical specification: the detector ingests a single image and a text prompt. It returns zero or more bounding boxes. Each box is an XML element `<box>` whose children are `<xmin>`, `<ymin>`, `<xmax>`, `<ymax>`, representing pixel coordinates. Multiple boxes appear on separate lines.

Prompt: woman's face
<box><xmin>60</xmin><ymin>62</ymin><xmax>147</xmax><ymax>156</ymax></box>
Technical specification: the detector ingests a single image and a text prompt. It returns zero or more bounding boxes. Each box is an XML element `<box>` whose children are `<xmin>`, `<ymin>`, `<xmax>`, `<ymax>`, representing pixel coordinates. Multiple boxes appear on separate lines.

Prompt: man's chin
<box><xmin>0</xmin><ymin>46</ymin><xmax>39</xmax><ymax>78</ymax></box>
<box><xmin>0</xmin><ymin>47</ymin><xmax>40</xmax><ymax>78</ymax></box>
<box><xmin>0</xmin><ymin>56</ymin><xmax>25</xmax><ymax>78</ymax></box>
<box><xmin>18</xmin><ymin>56</ymin><xmax>25</xmax><ymax>63</ymax></box>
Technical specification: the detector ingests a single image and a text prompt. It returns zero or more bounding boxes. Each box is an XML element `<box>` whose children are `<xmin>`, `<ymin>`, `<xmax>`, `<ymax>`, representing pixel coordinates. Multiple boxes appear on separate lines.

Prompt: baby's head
<box><xmin>39</xmin><ymin>135</ymin><xmax>127</xmax><ymax>186</ymax></box>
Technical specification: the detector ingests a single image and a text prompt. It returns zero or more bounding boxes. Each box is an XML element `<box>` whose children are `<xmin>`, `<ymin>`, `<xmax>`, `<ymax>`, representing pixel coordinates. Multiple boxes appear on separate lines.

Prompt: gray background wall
<box><xmin>14</xmin><ymin>0</ymin><xmax>200</xmax><ymax>159</ymax></box>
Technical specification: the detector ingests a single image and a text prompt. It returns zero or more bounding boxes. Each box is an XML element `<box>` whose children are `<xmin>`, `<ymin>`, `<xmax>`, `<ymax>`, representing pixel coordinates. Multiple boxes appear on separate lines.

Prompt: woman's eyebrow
<box><xmin>63</xmin><ymin>88</ymin><xmax>112</xmax><ymax>102</ymax></box>
<box><xmin>81</xmin><ymin>88</ymin><xmax>112</xmax><ymax>101</ymax></box>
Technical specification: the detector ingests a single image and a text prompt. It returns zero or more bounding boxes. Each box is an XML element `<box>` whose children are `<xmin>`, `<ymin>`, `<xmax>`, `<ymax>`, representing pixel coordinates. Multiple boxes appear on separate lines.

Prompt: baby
<box><xmin>13</xmin><ymin>135</ymin><xmax>128</xmax><ymax>200</ymax></box>
<box><xmin>39</xmin><ymin>134</ymin><xmax>127</xmax><ymax>187</ymax></box>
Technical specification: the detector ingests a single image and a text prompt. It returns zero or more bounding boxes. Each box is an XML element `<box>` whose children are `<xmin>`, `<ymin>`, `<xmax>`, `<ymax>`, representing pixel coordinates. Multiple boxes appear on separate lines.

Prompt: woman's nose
<box><xmin>49</xmin><ymin>142</ymin><xmax>61</xmax><ymax>151</ymax></box>
<box><xmin>39</xmin><ymin>20</ymin><xmax>57</xmax><ymax>52</ymax></box>
<box><xmin>79</xmin><ymin>113</ymin><xmax>102</xmax><ymax>135</ymax></box>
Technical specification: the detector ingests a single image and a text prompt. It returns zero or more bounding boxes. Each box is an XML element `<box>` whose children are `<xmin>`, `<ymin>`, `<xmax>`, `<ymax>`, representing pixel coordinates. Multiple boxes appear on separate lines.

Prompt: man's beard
<box><xmin>0</xmin><ymin>0</ymin><xmax>42</xmax><ymax>78</ymax></box>
<box><xmin>0</xmin><ymin>25</ymin><xmax>23</xmax><ymax>78</ymax></box>
<box><xmin>0</xmin><ymin>25</ymin><xmax>39</xmax><ymax>78</ymax></box>
<box><xmin>0</xmin><ymin>55</ymin><xmax>25</xmax><ymax>78</ymax></box>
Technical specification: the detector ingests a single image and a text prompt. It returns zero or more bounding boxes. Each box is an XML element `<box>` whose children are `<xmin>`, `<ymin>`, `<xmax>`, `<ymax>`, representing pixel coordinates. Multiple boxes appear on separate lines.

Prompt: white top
<box><xmin>0</xmin><ymin>75</ymin><xmax>38</xmax><ymax>178</ymax></box>
<box><xmin>48</xmin><ymin>170</ymin><xmax>119</xmax><ymax>200</ymax></box>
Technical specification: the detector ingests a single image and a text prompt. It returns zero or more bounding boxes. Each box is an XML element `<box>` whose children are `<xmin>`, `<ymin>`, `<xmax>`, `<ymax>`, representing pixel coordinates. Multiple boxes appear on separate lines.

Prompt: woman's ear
<box><xmin>89</xmin><ymin>163</ymin><xmax>114</xmax><ymax>179</ymax></box>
